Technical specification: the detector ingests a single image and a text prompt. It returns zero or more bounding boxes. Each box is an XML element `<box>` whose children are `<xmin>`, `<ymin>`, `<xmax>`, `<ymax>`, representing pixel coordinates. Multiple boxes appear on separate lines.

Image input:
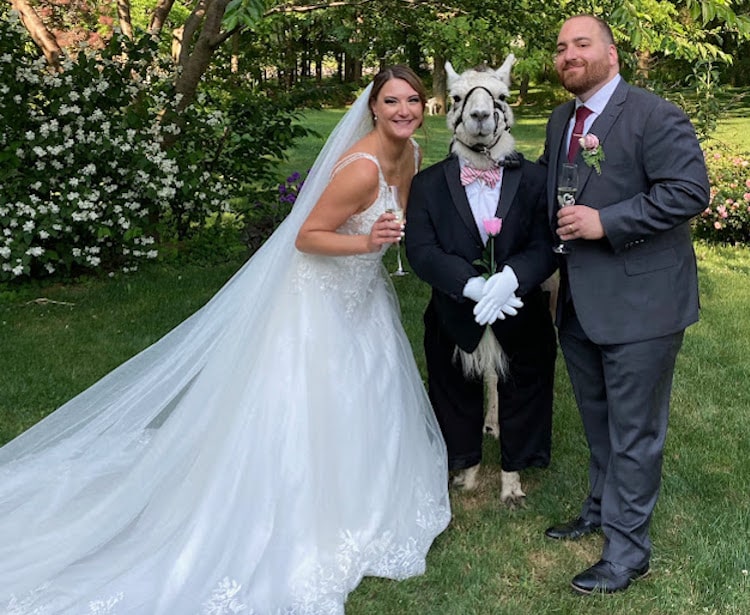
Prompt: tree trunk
<box><xmin>149</xmin><ymin>0</ymin><xmax>176</xmax><ymax>36</ymax></box>
<box><xmin>10</xmin><ymin>0</ymin><xmax>62</xmax><ymax>69</ymax></box>
<box><xmin>117</xmin><ymin>0</ymin><xmax>134</xmax><ymax>40</ymax></box>
<box><xmin>160</xmin><ymin>0</ymin><xmax>232</xmax><ymax>149</ymax></box>
<box><xmin>231</xmin><ymin>30</ymin><xmax>239</xmax><ymax>73</ymax></box>
<box><xmin>517</xmin><ymin>73</ymin><xmax>530</xmax><ymax>105</ymax></box>
<box><xmin>432</xmin><ymin>52</ymin><xmax>447</xmax><ymax>113</ymax></box>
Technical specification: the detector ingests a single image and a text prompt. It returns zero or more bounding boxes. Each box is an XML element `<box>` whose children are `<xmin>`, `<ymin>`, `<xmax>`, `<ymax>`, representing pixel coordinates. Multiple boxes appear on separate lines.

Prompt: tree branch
<box><xmin>10</xmin><ymin>0</ymin><xmax>62</xmax><ymax>69</ymax></box>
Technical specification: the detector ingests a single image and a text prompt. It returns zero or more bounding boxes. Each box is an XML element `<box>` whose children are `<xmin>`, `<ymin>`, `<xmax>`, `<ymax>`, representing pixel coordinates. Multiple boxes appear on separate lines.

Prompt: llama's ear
<box><xmin>495</xmin><ymin>54</ymin><xmax>516</xmax><ymax>85</ymax></box>
<box><xmin>445</xmin><ymin>61</ymin><xmax>460</xmax><ymax>87</ymax></box>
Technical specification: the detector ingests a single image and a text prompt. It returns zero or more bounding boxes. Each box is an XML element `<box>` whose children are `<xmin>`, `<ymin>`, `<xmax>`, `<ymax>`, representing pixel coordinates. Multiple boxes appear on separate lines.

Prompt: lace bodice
<box><xmin>292</xmin><ymin>145</ymin><xmax>418</xmax><ymax>317</ymax></box>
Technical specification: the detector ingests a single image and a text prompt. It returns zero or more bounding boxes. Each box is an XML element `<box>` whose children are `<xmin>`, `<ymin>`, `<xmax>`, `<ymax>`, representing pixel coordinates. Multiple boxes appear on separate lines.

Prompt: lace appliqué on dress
<box><xmin>286</xmin><ymin>480</ymin><xmax>450</xmax><ymax>614</ymax></box>
<box><xmin>292</xmin><ymin>153</ymin><xmax>390</xmax><ymax>319</ymax></box>
<box><xmin>201</xmin><ymin>578</ymin><xmax>248</xmax><ymax>615</ymax></box>
<box><xmin>3</xmin><ymin>587</ymin><xmax>124</xmax><ymax>615</ymax></box>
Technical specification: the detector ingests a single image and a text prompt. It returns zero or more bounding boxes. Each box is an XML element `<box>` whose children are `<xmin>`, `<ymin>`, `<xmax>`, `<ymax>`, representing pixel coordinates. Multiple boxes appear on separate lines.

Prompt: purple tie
<box><xmin>567</xmin><ymin>105</ymin><xmax>593</xmax><ymax>162</ymax></box>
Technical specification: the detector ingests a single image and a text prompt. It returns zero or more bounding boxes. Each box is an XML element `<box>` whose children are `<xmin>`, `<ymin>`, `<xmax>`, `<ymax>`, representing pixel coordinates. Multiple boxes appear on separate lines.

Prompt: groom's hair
<box><xmin>570</xmin><ymin>13</ymin><xmax>616</xmax><ymax>46</ymax></box>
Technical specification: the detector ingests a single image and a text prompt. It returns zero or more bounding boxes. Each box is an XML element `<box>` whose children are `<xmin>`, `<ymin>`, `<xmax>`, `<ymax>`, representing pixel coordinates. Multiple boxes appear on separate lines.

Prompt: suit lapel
<box><xmin>578</xmin><ymin>80</ymin><xmax>628</xmax><ymax>193</ymax></box>
<box><xmin>444</xmin><ymin>157</ymin><xmax>483</xmax><ymax>245</ymax></box>
<box><xmin>496</xmin><ymin>164</ymin><xmax>520</xmax><ymax>221</ymax></box>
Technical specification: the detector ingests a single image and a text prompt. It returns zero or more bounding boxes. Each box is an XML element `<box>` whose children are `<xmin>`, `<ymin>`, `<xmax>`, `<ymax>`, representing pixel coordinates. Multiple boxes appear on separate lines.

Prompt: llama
<box><xmin>443</xmin><ymin>56</ymin><xmax>538</xmax><ymax>507</ymax></box>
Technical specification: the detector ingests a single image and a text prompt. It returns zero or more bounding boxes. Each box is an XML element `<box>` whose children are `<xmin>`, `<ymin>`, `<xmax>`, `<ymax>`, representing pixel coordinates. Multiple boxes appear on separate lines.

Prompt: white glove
<box><xmin>462</xmin><ymin>276</ymin><xmax>486</xmax><ymax>302</ymax></box>
<box><xmin>474</xmin><ymin>294</ymin><xmax>524</xmax><ymax>326</ymax></box>
<box><xmin>473</xmin><ymin>266</ymin><xmax>519</xmax><ymax>326</ymax></box>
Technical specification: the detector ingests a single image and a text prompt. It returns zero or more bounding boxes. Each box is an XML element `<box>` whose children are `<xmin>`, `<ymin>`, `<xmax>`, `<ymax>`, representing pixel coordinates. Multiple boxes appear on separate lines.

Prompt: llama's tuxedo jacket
<box><xmin>539</xmin><ymin>77</ymin><xmax>709</xmax><ymax>570</ymax></box>
<box><xmin>405</xmin><ymin>153</ymin><xmax>557</xmax><ymax>472</ymax></box>
<box><xmin>405</xmin><ymin>154</ymin><xmax>557</xmax><ymax>354</ymax></box>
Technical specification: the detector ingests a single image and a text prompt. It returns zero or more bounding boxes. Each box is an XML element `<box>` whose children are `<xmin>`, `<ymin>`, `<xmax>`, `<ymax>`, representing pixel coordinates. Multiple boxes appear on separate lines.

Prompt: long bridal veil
<box><xmin>0</xmin><ymin>82</ymin><xmax>450</xmax><ymax>614</ymax></box>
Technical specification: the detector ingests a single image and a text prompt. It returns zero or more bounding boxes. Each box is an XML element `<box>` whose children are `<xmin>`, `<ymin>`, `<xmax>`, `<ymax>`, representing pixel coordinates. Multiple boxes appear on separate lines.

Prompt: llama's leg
<box><xmin>451</xmin><ymin>464</ymin><xmax>481</xmax><ymax>491</ymax></box>
<box><xmin>500</xmin><ymin>470</ymin><xmax>526</xmax><ymax>508</ymax></box>
<box><xmin>483</xmin><ymin>370</ymin><xmax>500</xmax><ymax>438</ymax></box>
<box><xmin>541</xmin><ymin>271</ymin><xmax>559</xmax><ymax>318</ymax></box>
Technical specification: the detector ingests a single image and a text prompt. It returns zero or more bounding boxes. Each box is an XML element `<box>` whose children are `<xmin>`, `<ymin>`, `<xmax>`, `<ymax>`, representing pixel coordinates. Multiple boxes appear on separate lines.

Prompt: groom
<box><xmin>405</xmin><ymin>61</ymin><xmax>557</xmax><ymax>504</ymax></box>
<box><xmin>540</xmin><ymin>14</ymin><xmax>709</xmax><ymax>594</ymax></box>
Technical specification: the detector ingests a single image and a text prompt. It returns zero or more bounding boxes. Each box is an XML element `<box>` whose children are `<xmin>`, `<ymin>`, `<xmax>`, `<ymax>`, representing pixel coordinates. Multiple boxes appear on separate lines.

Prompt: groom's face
<box><xmin>555</xmin><ymin>16</ymin><xmax>618</xmax><ymax>100</ymax></box>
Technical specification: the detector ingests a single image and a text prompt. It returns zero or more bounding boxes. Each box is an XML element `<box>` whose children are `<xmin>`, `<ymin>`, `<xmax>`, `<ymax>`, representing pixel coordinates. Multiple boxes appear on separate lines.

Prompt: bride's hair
<box><xmin>368</xmin><ymin>66</ymin><xmax>427</xmax><ymax>119</ymax></box>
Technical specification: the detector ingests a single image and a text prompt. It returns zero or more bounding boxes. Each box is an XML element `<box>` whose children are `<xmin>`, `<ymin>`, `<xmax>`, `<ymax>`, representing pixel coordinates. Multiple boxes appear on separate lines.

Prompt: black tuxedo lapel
<box><xmin>496</xmin><ymin>165</ymin><xmax>521</xmax><ymax>221</ymax></box>
<box><xmin>444</xmin><ymin>157</ymin><xmax>483</xmax><ymax>245</ymax></box>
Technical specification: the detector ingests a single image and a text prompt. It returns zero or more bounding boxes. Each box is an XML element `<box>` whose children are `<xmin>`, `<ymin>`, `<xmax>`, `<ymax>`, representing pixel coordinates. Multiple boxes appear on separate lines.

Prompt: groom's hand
<box><xmin>473</xmin><ymin>266</ymin><xmax>519</xmax><ymax>325</ymax></box>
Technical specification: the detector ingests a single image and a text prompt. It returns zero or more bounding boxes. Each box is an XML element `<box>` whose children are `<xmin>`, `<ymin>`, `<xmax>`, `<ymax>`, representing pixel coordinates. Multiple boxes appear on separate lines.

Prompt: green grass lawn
<box><xmin>1</xmin><ymin>97</ymin><xmax>749</xmax><ymax>613</ymax></box>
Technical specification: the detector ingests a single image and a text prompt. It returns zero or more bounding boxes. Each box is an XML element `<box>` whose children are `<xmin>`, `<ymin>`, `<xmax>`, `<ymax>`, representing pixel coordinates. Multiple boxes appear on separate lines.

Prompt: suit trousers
<box><xmin>559</xmin><ymin>301</ymin><xmax>684</xmax><ymax>569</ymax></box>
<box><xmin>423</xmin><ymin>300</ymin><xmax>555</xmax><ymax>473</ymax></box>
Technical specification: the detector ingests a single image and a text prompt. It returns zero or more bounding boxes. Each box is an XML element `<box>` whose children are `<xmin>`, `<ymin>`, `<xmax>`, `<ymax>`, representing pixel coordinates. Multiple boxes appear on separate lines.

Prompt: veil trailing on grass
<box><xmin>0</xmin><ymin>81</ymin><xmax>450</xmax><ymax>614</ymax></box>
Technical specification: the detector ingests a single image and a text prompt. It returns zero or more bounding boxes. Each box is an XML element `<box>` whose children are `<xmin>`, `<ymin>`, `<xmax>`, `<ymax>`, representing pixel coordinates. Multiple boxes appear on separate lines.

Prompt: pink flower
<box><xmin>579</xmin><ymin>133</ymin><xmax>600</xmax><ymax>151</ymax></box>
<box><xmin>483</xmin><ymin>217</ymin><xmax>503</xmax><ymax>236</ymax></box>
<box><xmin>714</xmin><ymin>221</ymin><xmax>723</xmax><ymax>230</ymax></box>
<box><xmin>579</xmin><ymin>133</ymin><xmax>605</xmax><ymax>173</ymax></box>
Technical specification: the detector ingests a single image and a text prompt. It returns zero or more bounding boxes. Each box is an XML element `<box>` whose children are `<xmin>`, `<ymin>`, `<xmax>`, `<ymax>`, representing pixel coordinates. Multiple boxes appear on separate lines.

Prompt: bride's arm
<box><xmin>295</xmin><ymin>159</ymin><xmax>401</xmax><ymax>256</ymax></box>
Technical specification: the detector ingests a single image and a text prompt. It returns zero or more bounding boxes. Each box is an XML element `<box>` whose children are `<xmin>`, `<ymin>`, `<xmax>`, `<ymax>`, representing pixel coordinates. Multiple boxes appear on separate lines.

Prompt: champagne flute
<box><xmin>552</xmin><ymin>163</ymin><xmax>579</xmax><ymax>255</ymax></box>
<box><xmin>385</xmin><ymin>185</ymin><xmax>408</xmax><ymax>276</ymax></box>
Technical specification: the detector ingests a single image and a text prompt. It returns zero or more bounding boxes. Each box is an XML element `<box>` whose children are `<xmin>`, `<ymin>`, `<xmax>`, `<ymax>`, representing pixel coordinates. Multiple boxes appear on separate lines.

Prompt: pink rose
<box><xmin>744</xmin><ymin>193</ymin><xmax>750</xmax><ymax>202</ymax></box>
<box><xmin>482</xmin><ymin>217</ymin><xmax>503</xmax><ymax>236</ymax></box>
<box><xmin>579</xmin><ymin>133</ymin><xmax>600</xmax><ymax>151</ymax></box>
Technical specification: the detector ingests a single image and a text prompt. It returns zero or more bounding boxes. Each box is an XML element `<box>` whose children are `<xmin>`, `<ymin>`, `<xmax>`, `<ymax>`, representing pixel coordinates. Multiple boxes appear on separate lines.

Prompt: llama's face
<box><xmin>445</xmin><ymin>56</ymin><xmax>516</xmax><ymax>166</ymax></box>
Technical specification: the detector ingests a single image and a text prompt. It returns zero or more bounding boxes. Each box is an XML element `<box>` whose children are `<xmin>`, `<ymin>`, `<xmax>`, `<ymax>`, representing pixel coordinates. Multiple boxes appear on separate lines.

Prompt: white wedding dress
<box><xmin>0</xmin><ymin>85</ymin><xmax>450</xmax><ymax>614</ymax></box>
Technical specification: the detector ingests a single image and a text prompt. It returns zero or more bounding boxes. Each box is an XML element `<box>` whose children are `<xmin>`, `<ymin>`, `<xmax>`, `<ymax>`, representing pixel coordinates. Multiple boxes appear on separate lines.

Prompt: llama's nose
<box><xmin>470</xmin><ymin>109</ymin><xmax>490</xmax><ymax>122</ymax></box>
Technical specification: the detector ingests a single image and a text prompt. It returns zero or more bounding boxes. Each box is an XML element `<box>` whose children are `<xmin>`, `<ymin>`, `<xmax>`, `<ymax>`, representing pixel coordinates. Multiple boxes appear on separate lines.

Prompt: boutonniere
<box><xmin>473</xmin><ymin>217</ymin><xmax>502</xmax><ymax>278</ymax></box>
<box><xmin>580</xmin><ymin>133</ymin><xmax>605</xmax><ymax>174</ymax></box>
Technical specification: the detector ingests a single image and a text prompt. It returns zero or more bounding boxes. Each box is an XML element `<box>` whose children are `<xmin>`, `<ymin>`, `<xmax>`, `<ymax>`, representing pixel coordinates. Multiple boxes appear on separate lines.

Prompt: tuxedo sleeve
<box><xmin>405</xmin><ymin>170</ymin><xmax>480</xmax><ymax>302</ymax></box>
<box><xmin>502</xmin><ymin>164</ymin><xmax>558</xmax><ymax>296</ymax></box>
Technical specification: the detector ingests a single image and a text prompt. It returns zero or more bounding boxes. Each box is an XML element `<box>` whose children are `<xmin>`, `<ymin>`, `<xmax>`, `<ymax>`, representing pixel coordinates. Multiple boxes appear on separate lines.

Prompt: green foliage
<box><xmin>0</xmin><ymin>9</ymin><xmax>183</xmax><ymax>280</ymax></box>
<box><xmin>224</xmin><ymin>0</ymin><xmax>268</xmax><ymax>31</ymax></box>
<box><xmin>1</xmin><ymin>6</ymin><xmax>313</xmax><ymax>282</ymax></box>
<box><xmin>693</xmin><ymin>143</ymin><xmax>750</xmax><ymax>245</ymax></box>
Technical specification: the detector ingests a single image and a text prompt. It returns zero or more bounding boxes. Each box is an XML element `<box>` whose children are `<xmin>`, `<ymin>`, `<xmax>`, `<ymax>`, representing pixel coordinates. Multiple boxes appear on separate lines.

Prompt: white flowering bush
<box><xmin>0</xmin><ymin>9</ymin><xmax>236</xmax><ymax>280</ymax></box>
<box><xmin>0</xmin><ymin>10</ymin><xmax>185</xmax><ymax>279</ymax></box>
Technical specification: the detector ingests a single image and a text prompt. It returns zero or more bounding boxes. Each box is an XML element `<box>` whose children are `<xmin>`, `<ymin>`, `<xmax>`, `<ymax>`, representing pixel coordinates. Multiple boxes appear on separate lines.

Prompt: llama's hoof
<box><xmin>500</xmin><ymin>470</ymin><xmax>526</xmax><ymax>508</ymax></box>
<box><xmin>451</xmin><ymin>464</ymin><xmax>480</xmax><ymax>491</ymax></box>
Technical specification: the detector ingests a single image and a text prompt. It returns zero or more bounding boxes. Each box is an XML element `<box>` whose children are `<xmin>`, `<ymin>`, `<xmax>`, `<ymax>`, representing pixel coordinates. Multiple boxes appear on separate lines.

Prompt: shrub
<box><xmin>1</xmin><ymin>7</ymin><xmax>312</xmax><ymax>282</ymax></box>
<box><xmin>694</xmin><ymin>143</ymin><xmax>750</xmax><ymax>245</ymax></box>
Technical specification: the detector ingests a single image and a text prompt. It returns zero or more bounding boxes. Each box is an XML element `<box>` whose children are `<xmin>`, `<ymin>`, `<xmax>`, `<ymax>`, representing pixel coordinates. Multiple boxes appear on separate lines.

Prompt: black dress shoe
<box><xmin>544</xmin><ymin>516</ymin><xmax>600</xmax><ymax>540</ymax></box>
<box><xmin>571</xmin><ymin>559</ymin><xmax>650</xmax><ymax>594</ymax></box>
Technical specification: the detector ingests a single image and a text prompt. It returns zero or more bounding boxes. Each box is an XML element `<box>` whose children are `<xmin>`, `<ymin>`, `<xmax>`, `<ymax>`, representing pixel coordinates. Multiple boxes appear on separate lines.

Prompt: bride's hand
<box><xmin>367</xmin><ymin>212</ymin><xmax>404</xmax><ymax>252</ymax></box>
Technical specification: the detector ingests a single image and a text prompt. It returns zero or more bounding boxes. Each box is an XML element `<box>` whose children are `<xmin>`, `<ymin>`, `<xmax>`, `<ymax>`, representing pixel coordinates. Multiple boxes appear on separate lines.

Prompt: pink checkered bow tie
<box><xmin>460</xmin><ymin>165</ymin><xmax>501</xmax><ymax>188</ymax></box>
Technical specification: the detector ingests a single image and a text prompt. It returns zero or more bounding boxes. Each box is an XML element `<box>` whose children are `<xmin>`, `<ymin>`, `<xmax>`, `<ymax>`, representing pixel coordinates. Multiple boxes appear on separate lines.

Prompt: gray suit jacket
<box><xmin>540</xmin><ymin>79</ymin><xmax>710</xmax><ymax>345</ymax></box>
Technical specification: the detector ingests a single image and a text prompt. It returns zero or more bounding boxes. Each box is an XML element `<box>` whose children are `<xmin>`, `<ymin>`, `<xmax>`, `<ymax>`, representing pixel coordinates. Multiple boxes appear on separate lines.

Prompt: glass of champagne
<box><xmin>386</xmin><ymin>185</ymin><xmax>408</xmax><ymax>276</ymax></box>
<box><xmin>553</xmin><ymin>163</ymin><xmax>579</xmax><ymax>254</ymax></box>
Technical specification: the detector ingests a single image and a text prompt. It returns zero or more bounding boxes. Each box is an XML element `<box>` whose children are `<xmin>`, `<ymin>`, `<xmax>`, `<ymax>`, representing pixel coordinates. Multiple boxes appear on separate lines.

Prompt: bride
<box><xmin>0</xmin><ymin>66</ymin><xmax>450</xmax><ymax>615</ymax></box>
